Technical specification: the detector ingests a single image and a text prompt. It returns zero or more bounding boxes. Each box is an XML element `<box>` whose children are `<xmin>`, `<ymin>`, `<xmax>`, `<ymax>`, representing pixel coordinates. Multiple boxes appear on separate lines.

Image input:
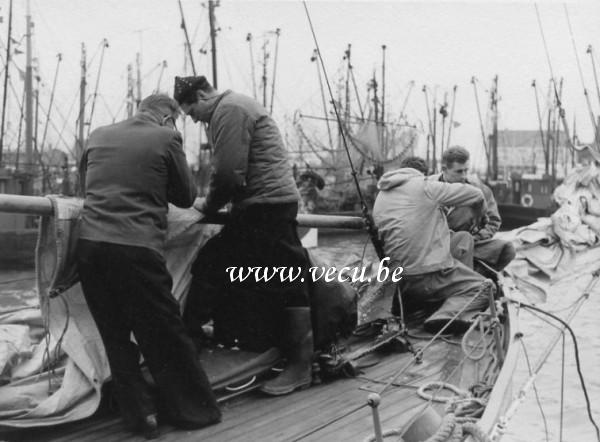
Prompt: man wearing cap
<box><xmin>77</xmin><ymin>94</ymin><xmax>221</xmax><ymax>438</ymax></box>
<box><xmin>174</xmin><ymin>76</ymin><xmax>313</xmax><ymax>396</ymax></box>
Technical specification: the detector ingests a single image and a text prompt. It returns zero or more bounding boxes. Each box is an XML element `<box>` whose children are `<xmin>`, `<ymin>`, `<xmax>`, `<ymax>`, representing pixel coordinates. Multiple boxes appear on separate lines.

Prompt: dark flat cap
<box><xmin>174</xmin><ymin>76</ymin><xmax>210</xmax><ymax>104</ymax></box>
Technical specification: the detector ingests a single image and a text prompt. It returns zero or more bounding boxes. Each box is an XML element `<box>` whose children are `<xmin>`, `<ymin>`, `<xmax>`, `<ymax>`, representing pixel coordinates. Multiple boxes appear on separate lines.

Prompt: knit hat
<box><xmin>173</xmin><ymin>76</ymin><xmax>210</xmax><ymax>104</ymax></box>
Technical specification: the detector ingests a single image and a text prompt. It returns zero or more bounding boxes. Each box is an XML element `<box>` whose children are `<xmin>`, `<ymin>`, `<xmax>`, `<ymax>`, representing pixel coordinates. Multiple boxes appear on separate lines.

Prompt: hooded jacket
<box><xmin>429</xmin><ymin>172</ymin><xmax>502</xmax><ymax>241</ymax></box>
<box><xmin>373</xmin><ymin>168</ymin><xmax>485</xmax><ymax>275</ymax></box>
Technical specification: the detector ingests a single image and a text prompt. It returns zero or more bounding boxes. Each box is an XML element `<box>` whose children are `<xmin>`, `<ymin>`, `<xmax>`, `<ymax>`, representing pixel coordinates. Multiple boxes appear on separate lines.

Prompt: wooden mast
<box><xmin>21</xmin><ymin>0</ymin><xmax>35</xmax><ymax>196</ymax></box>
<box><xmin>40</xmin><ymin>53</ymin><xmax>62</xmax><ymax>153</ymax></box>
<box><xmin>208</xmin><ymin>0</ymin><xmax>218</xmax><ymax>88</ymax></box>
<box><xmin>177</xmin><ymin>0</ymin><xmax>196</xmax><ymax>75</ymax></box>
<box><xmin>261</xmin><ymin>39</ymin><xmax>268</xmax><ymax>108</ymax></box>
<box><xmin>126</xmin><ymin>64</ymin><xmax>134</xmax><ymax>118</ymax></box>
<box><xmin>246</xmin><ymin>33</ymin><xmax>257</xmax><ymax>100</ymax></box>
<box><xmin>0</xmin><ymin>0</ymin><xmax>13</xmax><ymax>165</ymax></box>
<box><xmin>490</xmin><ymin>75</ymin><xmax>498</xmax><ymax>181</ymax></box>
<box><xmin>311</xmin><ymin>49</ymin><xmax>333</xmax><ymax>148</ymax></box>
<box><xmin>381</xmin><ymin>45</ymin><xmax>386</xmax><ymax>157</ymax></box>
<box><xmin>77</xmin><ymin>43</ymin><xmax>86</xmax><ymax>163</ymax></box>
<box><xmin>135</xmin><ymin>52</ymin><xmax>142</xmax><ymax>109</ymax></box>
<box><xmin>269</xmin><ymin>28</ymin><xmax>280</xmax><ymax>116</ymax></box>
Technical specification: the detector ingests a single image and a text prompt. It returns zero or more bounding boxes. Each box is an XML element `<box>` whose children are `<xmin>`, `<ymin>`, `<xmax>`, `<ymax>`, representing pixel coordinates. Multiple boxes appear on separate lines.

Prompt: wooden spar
<box><xmin>77</xmin><ymin>43</ymin><xmax>86</xmax><ymax>162</ymax></box>
<box><xmin>208</xmin><ymin>0</ymin><xmax>218</xmax><ymax>89</ymax></box>
<box><xmin>24</xmin><ymin>0</ymin><xmax>33</xmax><ymax>180</ymax></box>
<box><xmin>40</xmin><ymin>53</ymin><xmax>63</xmax><ymax>152</ymax></box>
<box><xmin>246</xmin><ymin>33</ymin><xmax>257</xmax><ymax>100</ymax></box>
<box><xmin>0</xmin><ymin>194</ymin><xmax>366</xmax><ymax>230</ymax></box>
<box><xmin>177</xmin><ymin>0</ymin><xmax>197</xmax><ymax>75</ymax></box>
<box><xmin>311</xmin><ymin>49</ymin><xmax>333</xmax><ymax>148</ymax></box>
<box><xmin>269</xmin><ymin>28</ymin><xmax>281</xmax><ymax>116</ymax></box>
<box><xmin>0</xmin><ymin>0</ymin><xmax>13</xmax><ymax>164</ymax></box>
<box><xmin>490</xmin><ymin>75</ymin><xmax>499</xmax><ymax>181</ymax></box>
<box><xmin>87</xmin><ymin>40</ymin><xmax>109</xmax><ymax>138</ymax></box>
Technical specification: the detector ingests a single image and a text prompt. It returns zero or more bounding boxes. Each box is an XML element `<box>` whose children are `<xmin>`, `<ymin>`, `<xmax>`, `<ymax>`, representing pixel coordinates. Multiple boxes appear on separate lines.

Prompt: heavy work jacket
<box><xmin>201</xmin><ymin>91</ymin><xmax>299</xmax><ymax>214</ymax></box>
<box><xmin>430</xmin><ymin>173</ymin><xmax>502</xmax><ymax>241</ymax></box>
<box><xmin>79</xmin><ymin>113</ymin><xmax>196</xmax><ymax>254</ymax></box>
<box><xmin>373</xmin><ymin>168</ymin><xmax>485</xmax><ymax>275</ymax></box>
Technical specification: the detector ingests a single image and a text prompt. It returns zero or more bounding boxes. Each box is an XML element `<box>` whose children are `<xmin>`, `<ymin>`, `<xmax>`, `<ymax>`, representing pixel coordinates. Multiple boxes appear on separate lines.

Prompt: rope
<box><xmin>461</xmin><ymin>315</ymin><xmax>489</xmax><ymax>361</ymax></box>
<box><xmin>417</xmin><ymin>381</ymin><xmax>470</xmax><ymax>403</ymax></box>
<box><xmin>361</xmin><ymin>428</ymin><xmax>403</xmax><ymax>442</ymax></box>
<box><xmin>517</xmin><ymin>301</ymin><xmax>600</xmax><ymax>441</ymax></box>
<box><xmin>421</xmin><ymin>412</ymin><xmax>491</xmax><ymax>442</ymax></box>
<box><xmin>302</xmin><ymin>1</ymin><xmax>385</xmax><ymax>261</ymax></box>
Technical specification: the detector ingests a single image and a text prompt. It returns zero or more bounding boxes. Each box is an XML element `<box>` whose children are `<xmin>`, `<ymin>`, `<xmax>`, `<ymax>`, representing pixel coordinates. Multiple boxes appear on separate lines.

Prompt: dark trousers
<box><xmin>184</xmin><ymin>202</ymin><xmax>311</xmax><ymax>351</ymax></box>
<box><xmin>76</xmin><ymin>239</ymin><xmax>220</xmax><ymax>428</ymax></box>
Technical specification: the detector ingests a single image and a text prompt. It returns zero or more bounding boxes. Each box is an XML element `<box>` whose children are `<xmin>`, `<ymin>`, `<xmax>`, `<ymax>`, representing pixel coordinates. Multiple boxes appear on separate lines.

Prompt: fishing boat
<box><xmin>4</xmin><ymin>159</ymin><xmax>600</xmax><ymax>440</ymax></box>
<box><xmin>291</xmin><ymin>44</ymin><xmax>421</xmax><ymax>216</ymax></box>
<box><xmin>0</xmin><ymin>192</ymin><xmax>519</xmax><ymax>442</ymax></box>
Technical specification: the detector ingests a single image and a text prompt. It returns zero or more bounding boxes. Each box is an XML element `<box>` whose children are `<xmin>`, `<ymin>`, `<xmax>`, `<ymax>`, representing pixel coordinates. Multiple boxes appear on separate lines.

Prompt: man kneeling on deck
<box><xmin>174</xmin><ymin>75</ymin><xmax>313</xmax><ymax>396</ymax></box>
<box><xmin>373</xmin><ymin>157</ymin><xmax>494</xmax><ymax>333</ymax></box>
<box><xmin>431</xmin><ymin>146</ymin><xmax>516</xmax><ymax>273</ymax></box>
<box><xmin>77</xmin><ymin>94</ymin><xmax>220</xmax><ymax>438</ymax></box>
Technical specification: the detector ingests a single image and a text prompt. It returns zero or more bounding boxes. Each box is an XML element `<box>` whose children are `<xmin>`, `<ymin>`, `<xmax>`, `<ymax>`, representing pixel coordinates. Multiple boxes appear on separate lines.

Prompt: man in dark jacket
<box><xmin>174</xmin><ymin>76</ymin><xmax>313</xmax><ymax>396</ymax></box>
<box><xmin>77</xmin><ymin>94</ymin><xmax>220</xmax><ymax>438</ymax></box>
<box><xmin>432</xmin><ymin>146</ymin><xmax>516</xmax><ymax>272</ymax></box>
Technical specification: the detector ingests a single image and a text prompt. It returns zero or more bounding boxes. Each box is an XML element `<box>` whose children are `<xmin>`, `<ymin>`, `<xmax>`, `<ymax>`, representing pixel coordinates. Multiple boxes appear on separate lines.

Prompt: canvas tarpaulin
<box><xmin>500</xmin><ymin>163</ymin><xmax>600</xmax><ymax>304</ymax></box>
<box><xmin>0</xmin><ymin>196</ymin><xmax>220</xmax><ymax>428</ymax></box>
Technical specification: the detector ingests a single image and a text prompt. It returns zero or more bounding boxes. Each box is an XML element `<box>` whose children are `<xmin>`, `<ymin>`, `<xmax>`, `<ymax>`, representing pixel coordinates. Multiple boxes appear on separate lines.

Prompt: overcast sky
<box><xmin>2</xmin><ymin>0</ymin><xmax>600</xmax><ymax>169</ymax></box>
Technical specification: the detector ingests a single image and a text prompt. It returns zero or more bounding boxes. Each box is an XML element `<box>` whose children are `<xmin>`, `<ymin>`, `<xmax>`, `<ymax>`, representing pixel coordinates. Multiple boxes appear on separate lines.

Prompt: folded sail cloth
<box><xmin>0</xmin><ymin>196</ymin><xmax>219</xmax><ymax>428</ymax></box>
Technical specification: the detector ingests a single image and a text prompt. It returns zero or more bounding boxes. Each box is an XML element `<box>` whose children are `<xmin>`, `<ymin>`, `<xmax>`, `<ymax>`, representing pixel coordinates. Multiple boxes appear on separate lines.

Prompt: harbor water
<box><xmin>1</xmin><ymin>230</ymin><xmax>599</xmax><ymax>441</ymax></box>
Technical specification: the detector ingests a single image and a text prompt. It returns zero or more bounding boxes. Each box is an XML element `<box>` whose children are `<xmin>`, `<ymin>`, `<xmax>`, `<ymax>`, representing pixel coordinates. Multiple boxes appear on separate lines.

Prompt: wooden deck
<box><xmin>3</xmin><ymin>319</ymin><xmax>512</xmax><ymax>442</ymax></box>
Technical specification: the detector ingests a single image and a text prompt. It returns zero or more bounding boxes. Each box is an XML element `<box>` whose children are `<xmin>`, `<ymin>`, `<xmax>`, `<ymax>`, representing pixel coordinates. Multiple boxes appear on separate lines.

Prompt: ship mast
<box><xmin>77</xmin><ymin>43</ymin><xmax>86</xmax><ymax>163</ymax></box>
<box><xmin>0</xmin><ymin>0</ymin><xmax>13</xmax><ymax>166</ymax></box>
<box><xmin>381</xmin><ymin>45</ymin><xmax>386</xmax><ymax>156</ymax></box>
<box><xmin>246</xmin><ymin>33</ymin><xmax>257</xmax><ymax>100</ymax></box>
<box><xmin>208</xmin><ymin>0</ymin><xmax>219</xmax><ymax>88</ymax></box>
<box><xmin>489</xmin><ymin>75</ymin><xmax>498</xmax><ymax>181</ymax></box>
<box><xmin>24</xmin><ymin>0</ymin><xmax>34</xmax><ymax>191</ymax></box>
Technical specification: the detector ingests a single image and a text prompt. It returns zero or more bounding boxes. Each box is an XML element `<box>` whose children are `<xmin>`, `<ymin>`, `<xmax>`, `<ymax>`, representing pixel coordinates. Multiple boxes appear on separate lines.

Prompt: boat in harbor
<box><xmin>0</xmin><ymin>192</ymin><xmax>519</xmax><ymax>441</ymax></box>
<box><xmin>2</xmin><ymin>173</ymin><xmax>600</xmax><ymax>440</ymax></box>
<box><xmin>3</xmin><ymin>2</ymin><xmax>600</xmax><ymax>440</ymax></box>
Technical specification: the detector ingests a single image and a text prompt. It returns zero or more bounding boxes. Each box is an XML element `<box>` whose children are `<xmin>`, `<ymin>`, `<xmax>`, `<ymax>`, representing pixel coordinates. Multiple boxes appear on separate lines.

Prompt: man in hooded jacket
<box><xmin>373</xmin><ymin>157</ymin><xmax>494</xmax><ymax>333</ymax></box>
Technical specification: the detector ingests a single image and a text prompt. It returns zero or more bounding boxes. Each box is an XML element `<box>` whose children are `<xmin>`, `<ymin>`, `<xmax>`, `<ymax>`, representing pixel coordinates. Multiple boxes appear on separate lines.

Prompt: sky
<box><xmin>1</xmin><ymin>0</ymin><xmax>600</xmax><ymax>171</ymax></box>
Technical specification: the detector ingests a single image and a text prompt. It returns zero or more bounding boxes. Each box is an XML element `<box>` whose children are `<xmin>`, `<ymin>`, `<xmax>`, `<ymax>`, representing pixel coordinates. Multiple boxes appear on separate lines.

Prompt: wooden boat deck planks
<box><xmin>3</xmin><ymin>333</ymin><xmax>506</xmax><ymax>442</ymax></box>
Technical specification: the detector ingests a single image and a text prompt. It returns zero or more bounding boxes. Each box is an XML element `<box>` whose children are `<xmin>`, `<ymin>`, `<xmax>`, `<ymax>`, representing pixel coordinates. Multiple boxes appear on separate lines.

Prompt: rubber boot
<box><xmin>260</xmin><ymin>307</ymin><xmax>314</xmax><ymax>396</ymax></box>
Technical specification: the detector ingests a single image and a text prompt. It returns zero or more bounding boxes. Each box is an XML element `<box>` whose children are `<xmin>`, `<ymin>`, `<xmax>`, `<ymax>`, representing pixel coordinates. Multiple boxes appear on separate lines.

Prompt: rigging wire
<box><xmin>532</xmin><ymin>3</ymin><xmax>583</xmax><ymax>153</ymax></box>
<box><xmin>471</xmin><ymin>76</ymin><xmax>490</xmax><ymax>165</ymax></box>
<box><xmin>519</xmin><ymin>340</ymin><xmax>550</xmax><ymax>442</ymax></box>
<box><xmin>302</xmin><ymin>1</ymin><xmax>385</xmax><ymax>260</ymax></box>
<box><xmin>531</xmin><ymin>80</ymin><xmax>548</xmax><ymax>161</ymax></box>
<box><xmin>559</xmin><ymin>332</ymin><xmax>566</xmax><ymax>441</ymax></box>
<box><xmin>446</xmin><ymin>85</ymin><xmax>457</xmax><ymax>149</ymax></box>
<box><xmin>562</xmin><ymin>4</ymin><xmax>598</xmax><ymax>135</ymax></box>
<box><xmin>587</xmin><ymin>45</ymin><xmax>600</xmax><ymax>109</ymax></box>
<box><xmin>517</xmin><ymin>301</ymin><xmax>600</xmax><ymax>441</ymax></box>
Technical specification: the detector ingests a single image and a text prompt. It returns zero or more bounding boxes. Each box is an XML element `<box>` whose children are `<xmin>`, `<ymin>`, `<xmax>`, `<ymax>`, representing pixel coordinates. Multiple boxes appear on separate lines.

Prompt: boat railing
<box><xmin>0</xmin><ymin>193</ymin><xmax>367</xmax><ymax>230</ymax></box>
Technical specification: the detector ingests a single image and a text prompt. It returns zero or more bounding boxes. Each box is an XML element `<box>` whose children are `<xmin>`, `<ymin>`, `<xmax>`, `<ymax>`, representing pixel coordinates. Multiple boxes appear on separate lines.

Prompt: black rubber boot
<box><xmin>260</xmin><ymin>307</ymin><xmax>314</xmax><ymax>396</ymax></box>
